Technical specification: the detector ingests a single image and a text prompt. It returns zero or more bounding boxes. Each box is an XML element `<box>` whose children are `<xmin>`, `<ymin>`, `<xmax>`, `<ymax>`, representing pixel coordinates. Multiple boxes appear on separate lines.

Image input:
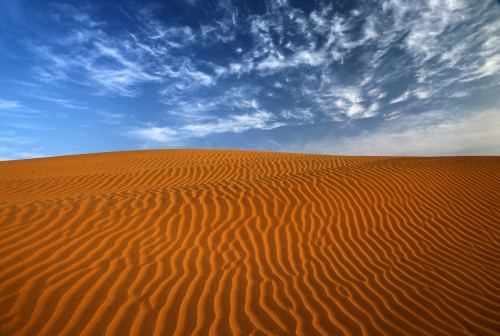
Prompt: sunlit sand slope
<box><xmin>1</xmin><ymin>150</ymin><xmax>499</xmax><ymax>335</ymax></box>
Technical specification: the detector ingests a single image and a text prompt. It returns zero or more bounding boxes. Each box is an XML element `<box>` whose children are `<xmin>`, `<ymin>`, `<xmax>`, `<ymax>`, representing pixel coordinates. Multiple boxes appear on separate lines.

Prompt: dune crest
<box><xmin>1</xmin><ymin>150</ymin><xmax>499</xmax><ymax>335</ymax></box>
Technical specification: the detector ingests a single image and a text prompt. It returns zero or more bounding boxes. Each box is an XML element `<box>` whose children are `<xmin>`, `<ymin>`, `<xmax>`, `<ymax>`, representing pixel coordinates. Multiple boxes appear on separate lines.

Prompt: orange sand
<box><xmin>1</xmin><ymin>149</ymin><xmax>499</xmax><ymax>335</ymax></box>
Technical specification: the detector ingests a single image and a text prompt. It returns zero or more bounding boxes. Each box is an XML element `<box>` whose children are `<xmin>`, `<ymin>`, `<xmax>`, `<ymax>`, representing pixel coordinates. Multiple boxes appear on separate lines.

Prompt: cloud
<box><xmin>182</xmin><ymin>110</ymin><xmax>283</xmax><ymax>137</ymax></box>
<box><xmin>0</xmin><ymin>135</ymin><xmax>38</xmax><ymax>145</ymax></box>
<box><xmin>311</xmin><ymin>86</ymin><xmax>379</xmax><ymax>119</ymax></box>
<box><xmin>236</xmin><ymin>0</ymin><xmax>498</xmax><ymax>127</ymax></box>
<box><xmin>161</xmin><ymin>84</ymin><xmax>263</xmax><ymax>120</ymax></box>
<box><xmin>72</xmin><ymin>13</ymin><xmax>105</xmax><ymax>28</ymax></box>
<box><xmin>34</xmin><ymin>0</ymin><xmax>499</xmax><ymax>126</ymax></box>
<box><xmin>33</xmin><ymin>33</ymin><xmax>163</xmax><ymax>96</ymax></box>
<box><xmin>15</xmin><ymin>0</ymin><xmax>500</xmax><ymax>157</ymax></box>
<box><xmin>365</xmin><ymin>0</ymin><xmax>500</xmax><ymax>99</ymax></box>
<box><xmin>199</xmin><ymin>20</ymin><xmax>237</xmax><ymax>45</ymax></box>
<box><xmin>296</xmin><ymin>108</ymin><xmax>500</xmax><ymax>156</ymax></box>
<box><xmin>30</xmin><ymin>5</ymin><xmax>203</xmax><ymax>97</ymax></box>
<box><xmin>7</xmin><ymin>123</ymin><xmax>54</xmax><ymax>131</ymax></box>
<box><xmin>0</xmin><ymin>150</ymin><xmax>46</xmax><ymax>161</ymax></box>
<box><xmin>58</xmin><ymin>29</ymin><xmax>106</xmax><ymax>45</ymax></box>
<box><xmin>129</xmin><ymin>126</ymin><xmax>178</xmax><ymax>142</ymax></box>
<box><xmin>130</xmin><ymin>110</ymin><xmax>285</xmax><ymax>143</ymax></box>
<box><xmin>14</xmin><ymin>152</ymin><xmax>47</xmax><ymax>159</ymax></box>
<box><xmin>0</xmin><ymin>99</ymin><xmax>37</xmax><ymax>116</ymax></box>
<box><xmin>256</xmin><ymin>50</ymin><xmax>327</xmax><ymax>72</ymax></box>
<box><xmin>159</xmin><ymin>59</ymin><xmax>217</xmax><ymax>94</ymax></box>
<box><xmin>468</xmin><ymin>53</ymin><xmax>500</xmax><ymax>81</ymax></box>
<box><xmin>96</xmin><ymin>111</ymin><xmax>126</xmax><ymax>124</ymax></box>
<box><xmin>281</xmin><ymin>108</ymin><xmax>314</xmax><ymax>122</ymax></box>
<box><xmin>0</xmin><ymin>99</ymin><xmax>21</xmax><ymax>109</ymax></box>
<box><xmin>226</xmin><ymin>5</ymin><xmax>359</xmax><ymax>77</ymax></box>
<box><xmin>31</xmin><ymin>3</ymin><xmax>238</xmax><ymax>99</ymax></box>
<box><xmin>52</xmin><ymin>3</ymin><xmax>105</xmax><ymax>28</ymax></box>
<box><xmin>28</xmin><ymin>95</ymin><xmax>88</xmax><ymax>109</ymax></box>
<box><xmin>389</xmin><ymin>91</ymin><xmax>411</xmax><ymax>104</ymax></box>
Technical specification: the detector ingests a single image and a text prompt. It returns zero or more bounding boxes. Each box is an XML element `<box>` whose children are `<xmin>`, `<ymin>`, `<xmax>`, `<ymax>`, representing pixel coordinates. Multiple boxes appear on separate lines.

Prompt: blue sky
<box><xmin>1</xmin><ymin>0</ymin><xmax>499</xmax><ymax>160</ymax></box>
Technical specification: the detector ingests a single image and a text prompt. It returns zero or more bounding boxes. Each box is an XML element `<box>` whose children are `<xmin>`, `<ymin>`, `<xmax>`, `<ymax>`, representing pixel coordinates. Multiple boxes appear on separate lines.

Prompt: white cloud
<box><xmin>160</xmin><ymin>61</ymin><xmax>215</xmax><ymax>90</ymax></box>
<box><xmin>199</xmin><ymin>20</ymin><xmax>236</xmax><ymax>44</ymax></box>
<box><xmin>414</xmin><ymin>89</ymin><xmax>430</xmax><ymax>100</ymax></box>
<box><xmin>53</xmin><ymin>4</ymin><xmax>105</xmax><ymax>28</ymax></box>
<box><xmin>364</xmin><ymin>102</ymin><xmax>379</xmax><ymax>118</ymax></box>
<box><xmin>389</xmin><ymin>91</ymin><xmax>411</xmax><ymax>104</ymax></box>
<box><xmin>0</xmin><ymin>99</ymin><xmax>38</xmax><ymax>116</ymax></box>
<box><xmin>33</xmin><ymin>27</ymin><xmax>166</xmax><ymax>96</ymax></box>
<box><xmin>297</xmin><ymin>108</ymin><xmax>500</xmax><ymax>156</ymax></box>
<box><xmin>89</xmin><ymin>67</ymin><xmax>161</xmax><ymax>97</ymax></box>
<box><xmin>470</xmin><ymin>54</ymin><xmax>500</xmax><ymax>81</ymax></box>
<box><xmin>87</xmin><ymin>42</ymin><xmax>163</xmax><ymax>96</ymax></box>
<box><xmin>338</xmin><ymin>87</ymin><xmax>363</xmax><ymax>104</ymax></box>
<box><xmin>313</xmin><ymin>86</ymin><xmax>378</xmax><ymax>119</ymax></box>
<box><xmin>130</xmin><ymin>110</ymin><xmax>285</xmax><ymax>142</ymax></box>
<box><xmin>0</xmin><ymin>99</ymin><xmax>21</xmax><ymax>109</ymax></box>
<box><xmin>72</xmin><ymin>13</ymin><xmax>105</xmax><ymax>28</ymax></box>
<box><xmin>346</xmin><ymin>104</ymin><xmax>365</xmax><ymax>118</ymax></box>
<box><xmin>256</xmin><ymin>50</ymin><xmax>327</xmax><ymax>72</ymax></box>
<box><xmin>129</xmin><ymin>126</ymin><xmax>178</xmax><ymax>142</ymax></box>
<box><xmin>0</xmin><ymin>136</ymin><xmax>38</xmax><ymax>145</ymax></box>
<box><xmin>182</xmin><ymin>110</ymin><xmax>283</xmax><ymax>137</ymax></box>
<box><xmin>7</xmin><ymin>123</ymin><xmax>54</xmax><ymax>131</ymax></box>
<box><xmin>28</xmin><ymin>95</ymin><xmax>87</xmax><ymax>109</ymax></box>
<box><xmin>227</xmin><ymin>4</ymin><xmax>361</xmax><ymax>78</ymax></box>
<box><xmin>0</xmin><ymin>150</ymin><xmax>47</xmax><ymax>160</ymax></box>
<box><xmin>372</xmin><ymin>0</ymin><xmax>500</xmax><ymax>100</ymax></box>
<box><xmin>449</xmin><ymin>91</ymin><xmax>470</xmax><ymax>98</ymax></box>
<box><xmin>96</xmin><ymin>111</ymin><xmax>126</xmax><ymax>124</ymax></box>
<box><xmin>162</xmin><ymin>85</ymin><xmax>262</xmax><ymax>119</ymax></box>
<box><xmin>281</xmin><ymin>108</ymin><xmax>314</xmax><ymax>121</ymax></box>
<box><xmin>33</xmin><ymin>66</ymin><xmax>68</xmax><ymax>84</ymax></box>
<box><xmin>31</xmin><ymin>6</ymin><xmax>217</xmax><ymax>97</ymax></box>
<box><xmin>146</xmin><ymin>24</ymin><xmax>196</xmax><ymax>48</ymax></box>
<box><xmin>22</xmin><ymin>0</ymin><xmax>500</xmax><ymax>149</ymax></box>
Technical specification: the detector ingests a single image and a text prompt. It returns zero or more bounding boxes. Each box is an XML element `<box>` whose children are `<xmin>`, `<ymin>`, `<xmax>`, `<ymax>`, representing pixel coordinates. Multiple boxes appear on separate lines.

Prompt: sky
<box><xmin>1</xmin><ymin>0</ymin><xmax>500</xmax><ymax>160</ymax></box>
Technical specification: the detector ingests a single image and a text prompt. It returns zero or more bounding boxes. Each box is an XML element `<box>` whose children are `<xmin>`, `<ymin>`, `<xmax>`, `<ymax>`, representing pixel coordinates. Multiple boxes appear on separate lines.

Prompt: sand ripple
<box><xmin>1</xmin><ymin>150</ymin><xmax>499</xmax><ymax>335</ymax></box>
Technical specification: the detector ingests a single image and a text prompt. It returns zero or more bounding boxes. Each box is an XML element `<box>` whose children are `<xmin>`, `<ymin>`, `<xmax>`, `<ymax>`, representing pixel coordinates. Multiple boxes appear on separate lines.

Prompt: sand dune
<box><xmin>1</xmin><ymin>149</ymin><xmax>499</xmax><ymax>335</ymax></box>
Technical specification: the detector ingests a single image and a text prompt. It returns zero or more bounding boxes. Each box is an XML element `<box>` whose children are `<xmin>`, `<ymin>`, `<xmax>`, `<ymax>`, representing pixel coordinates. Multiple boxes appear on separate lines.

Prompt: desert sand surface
<box><xmin>1</xmin><ymin>149</ymin><xmax>500</xmax><ymax>335</ymax></box>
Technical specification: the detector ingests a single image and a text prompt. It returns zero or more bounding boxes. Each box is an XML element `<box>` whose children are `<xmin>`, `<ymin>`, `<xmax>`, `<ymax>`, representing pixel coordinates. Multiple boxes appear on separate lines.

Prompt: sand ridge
<box><xmin>0</xmin><ymin>149</ymin><xmax>499</xmax><ymax>335</ymax></box>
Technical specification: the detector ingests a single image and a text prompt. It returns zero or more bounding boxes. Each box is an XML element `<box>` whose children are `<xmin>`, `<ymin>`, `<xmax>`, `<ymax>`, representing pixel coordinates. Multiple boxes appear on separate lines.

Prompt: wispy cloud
<box><xmin>161</xmin><ymin>84</ymin><xmax>262</xmax><ymax>119</ymax></box>
<box><xmin>281</xmin><ymin>108</ymin><xmax>314</xmax><ymax>122</ymax></box>
<box><xmin>28</xmin><ymin>95</ymin><xmax>88</xmax><ymax>109</ymax></box>
<box><xmin>0</xmin><ymin>80</ymin><xmax>42</xmax><ymax>88</ymax></box>
<box><xmin>130</xmin><ymin>126</ymin><xmax>178</xmax><ymax>142</ymax></box>
<box><xmin>12</xmin><ymin>0</ymin><xmax>500</xmax><ymax>157</ymax></box>
<box><xmin>0</xmin><ymin>98</ymin><xmax>38</xmax><ymax>116</ymax></box>
<box><xmin>29</xmin><ymin>2</ymin><xmax>238</xmax><ymax>99</ymax></box>
<box><xmin>293</xmin><ymin>108</ymin><xmax>500</xmax><ymax>156</ymax></box>
<box><xmin>389</xmin><ymin>91</ymin><xmax>411</xmax><ymax>104</ymax></box>
<box><xmin>96</xmin><ymin>111</ymin><xmax>126</xmax><ymax>124</ymax></box>
<box><xmin>130</xmin><ymin>110</ymin><xmax>284</xmax><ymax>143</ymax></box>
<box><xmin>30</xmin><ymin>1</ymin><xmax>500</xmax><ymax>119</ymax></box>
<box><xmin>0</xmin><ymin>99</ymin><xmax>21</xmax><ymax>109</ymax></box>
<box><xmin>361</xmin><ymin>0</ymin><xmax>500</xmax><ymax>102</ymax></box>
<box><xmin>0</xmin><ymin>149</ymin><xmax>47</xmax><ymax>161</ymax></box>
<box><xmin>7</xmin><ymin>123</ymin><xmax>54</xmax><ymax>131</ymax></box>
<box><xmin>0</xmin><ymin>135</ymin><xmax>39</xmax><ymax>145</ymax></box>
<box><xmin>30</xmin><ymin>7</ymin><xmax>169</xmax><ymax>96</ymax></box>
<box><xmin>182</xmin><ymin>110</ymin><xmax>283</xmax><ymax>137</ymax></box>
